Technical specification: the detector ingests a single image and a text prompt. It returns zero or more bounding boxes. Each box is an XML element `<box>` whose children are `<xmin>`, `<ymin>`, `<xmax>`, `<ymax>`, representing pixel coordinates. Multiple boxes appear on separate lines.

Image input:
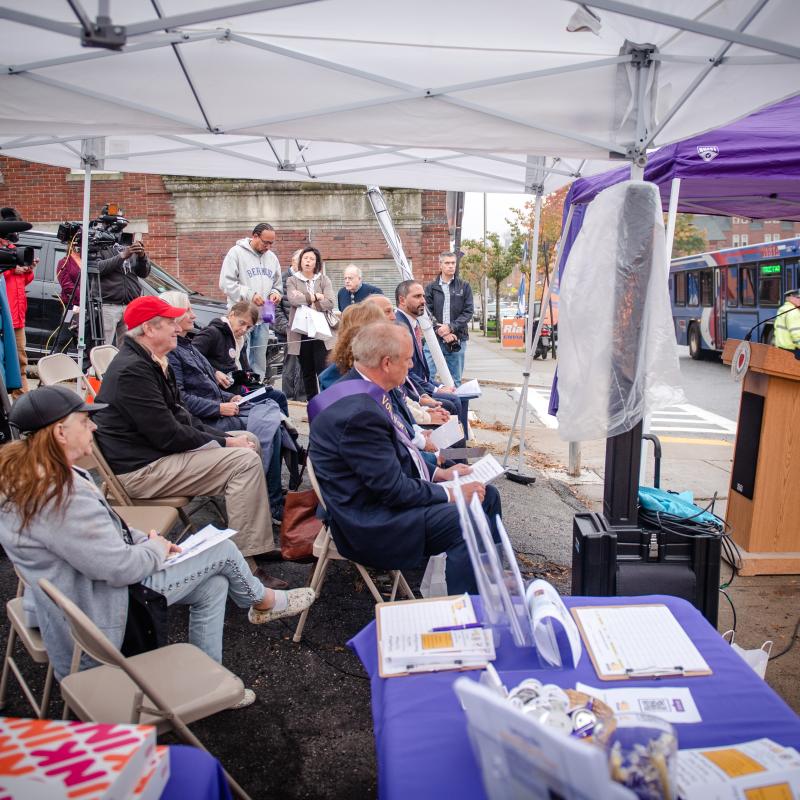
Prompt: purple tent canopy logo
<box><xmin>697</xmin><ymin>146</ymin><xmax>719</xmax><ymax>162</ymax></box>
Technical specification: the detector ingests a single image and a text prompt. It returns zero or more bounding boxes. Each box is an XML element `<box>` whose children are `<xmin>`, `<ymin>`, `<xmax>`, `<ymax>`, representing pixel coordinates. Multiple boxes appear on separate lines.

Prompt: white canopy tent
<box><xmin>2</xmin><ymin>0</ymin><xmax>800</xmax><ymax>474</ymax></box>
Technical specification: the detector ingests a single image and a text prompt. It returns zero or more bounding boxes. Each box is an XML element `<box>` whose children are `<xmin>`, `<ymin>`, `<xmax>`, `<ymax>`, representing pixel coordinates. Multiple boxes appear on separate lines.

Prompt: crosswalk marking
<box><xmin>517</xmin><ymin>388</ymin><xmax>736</xmax><ymax>438</ymax></box>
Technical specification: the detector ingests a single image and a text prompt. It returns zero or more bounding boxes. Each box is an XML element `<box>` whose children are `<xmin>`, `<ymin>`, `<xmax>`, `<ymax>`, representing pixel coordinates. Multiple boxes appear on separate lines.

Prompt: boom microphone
<box><xmin>0</xmin><ymin>220</ymin><xmax>32</xmax><ymax>238</ymax></box>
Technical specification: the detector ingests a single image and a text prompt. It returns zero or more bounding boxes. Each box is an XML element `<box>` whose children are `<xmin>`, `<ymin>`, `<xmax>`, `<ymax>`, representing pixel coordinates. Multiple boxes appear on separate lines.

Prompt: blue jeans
<box><xmin>142</xmin><ymin>539</ymin><xmax>265</xmax><ymax>663</ymax></box>
<box><xmin>423</xmin><ymin>340</ymin><xmax>467</xmax><ymax>387</ymax></box>
<box><xmin>246</xmin><ymin>322</ymin><xmax>270</xmax><ymax>380</ymax></box>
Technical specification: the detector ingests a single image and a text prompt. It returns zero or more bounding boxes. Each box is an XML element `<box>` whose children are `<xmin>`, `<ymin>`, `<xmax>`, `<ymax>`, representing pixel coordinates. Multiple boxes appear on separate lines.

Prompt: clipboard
<box><xmin>570</xmin><ymin>603</ymin><xmax>713</xmax><ymax>681</ymax></box>
<box><xmin>376</xmin><ymin>595</ymin><xmax>493</xmax><ymax>679</ymax></box>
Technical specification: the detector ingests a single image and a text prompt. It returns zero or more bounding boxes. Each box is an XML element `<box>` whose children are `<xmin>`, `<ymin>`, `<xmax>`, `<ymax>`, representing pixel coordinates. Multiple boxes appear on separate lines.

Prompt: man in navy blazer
<box><xmin>308</xmin><ymin>322</ymin><xmax>501</xmax><ymax>594</ymax></box>
<box><xmin>394</xmin><ymin>280</ymin><xmax>468</xmax><ymax>433</ymax></box>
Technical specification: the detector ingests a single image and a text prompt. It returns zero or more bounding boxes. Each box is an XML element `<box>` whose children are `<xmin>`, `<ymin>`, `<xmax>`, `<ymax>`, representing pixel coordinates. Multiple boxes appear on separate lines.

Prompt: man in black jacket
<box><xmin>91</xmin><ymin>229</ymin><xmax>151</xmax><ymax>346</ymax></box>
<box><xmin>424</xmin><ymin>252</ymin><xmax>474</xmax><ymax>386</ymax></box>
<box><xmin>93</xmin><ymin>296</ymin><xmax>280</xmax><ymax>575</ymax></box>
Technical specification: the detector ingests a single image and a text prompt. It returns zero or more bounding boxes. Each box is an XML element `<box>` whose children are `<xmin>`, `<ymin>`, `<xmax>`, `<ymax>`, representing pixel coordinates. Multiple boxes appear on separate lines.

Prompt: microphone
<box><xmin>0</xmin><ymin>220</ymin><xmax>32</xmax><ymax>238</ymax></box>
<box><xmin>743</xmin><ymin>305</ymin><xmax>795</xmax><ymax>342</ymax></box>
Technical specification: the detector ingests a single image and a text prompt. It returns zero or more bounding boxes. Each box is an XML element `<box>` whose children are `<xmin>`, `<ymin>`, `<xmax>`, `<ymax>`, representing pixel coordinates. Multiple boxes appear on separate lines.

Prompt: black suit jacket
<box><xmin>308</xmin><ymin>368</ymin><xmax>448</xmax><ymax>568</ymax></box>
<box><xmin>395</xmin><ymin>311</ymin><xmax>437</xmax><ymax>396</ymax></box>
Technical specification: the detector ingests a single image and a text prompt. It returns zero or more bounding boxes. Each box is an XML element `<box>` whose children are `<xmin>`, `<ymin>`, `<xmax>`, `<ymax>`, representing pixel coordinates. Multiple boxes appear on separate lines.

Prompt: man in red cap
<box><xmin>92</xmin><ymin>296</ymin><xmax>283</xmax><ymax>581</ymax></box>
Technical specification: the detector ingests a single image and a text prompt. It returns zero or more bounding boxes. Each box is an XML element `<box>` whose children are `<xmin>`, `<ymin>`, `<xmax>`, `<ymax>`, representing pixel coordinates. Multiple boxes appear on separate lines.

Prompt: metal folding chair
<box><xmin>292</xmin><ymin>458</ymin><xmax>414</xmax><ymax>643</ymax></box>
<box><xmin>89</xmin><ymin>344</ymin><xmax>119</xmax><ymax>380</ymax></box>
<box><xmin>38</xmin><ymin>578</ymin><xmax>252</xmax><ymax>800</ymax></box>
<box><xmin>37</xmin><ymin>353</ymin><xmax>96</xmax><ymax>399</ymax></box>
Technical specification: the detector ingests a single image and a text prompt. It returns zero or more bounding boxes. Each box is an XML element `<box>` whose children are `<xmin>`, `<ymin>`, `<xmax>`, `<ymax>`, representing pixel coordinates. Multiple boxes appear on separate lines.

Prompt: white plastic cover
<box><xmin>556</xmin><ymin>181</ymin><xmax>685</xmax><ymax>440</ymax></box>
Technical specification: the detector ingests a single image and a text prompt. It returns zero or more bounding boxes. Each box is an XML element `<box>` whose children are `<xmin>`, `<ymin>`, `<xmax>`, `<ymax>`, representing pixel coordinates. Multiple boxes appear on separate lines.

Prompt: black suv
<box><xmin>18</xmin><ymin>230</ymin><xmax>227</xmax><ymax>363</ymax></box>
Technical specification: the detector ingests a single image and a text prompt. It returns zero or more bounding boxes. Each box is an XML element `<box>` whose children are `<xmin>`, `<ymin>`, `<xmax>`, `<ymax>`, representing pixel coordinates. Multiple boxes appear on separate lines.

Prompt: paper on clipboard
<box><xmin>455</xmin><ymin>379</ymin><xmax>481</xmax><ymax>397</ymax></box>
<box><xmin>159</xmin><ymin>525</ymin><xmax>236</xmax><ymax>569</ymax></box>
<box><xmin>571</xmin><ymin>604</ymin><xmax>712</xmax><ymax>680</ymax></box>
<box><xmin>376</xmin><ymin>594</ymin><xmax>495</xmax><ymax>677</ymax></box>
<box><xmin>439</xmin><ymin>454</ymin><xmax>505</xmax><ymax>491</ymax></box>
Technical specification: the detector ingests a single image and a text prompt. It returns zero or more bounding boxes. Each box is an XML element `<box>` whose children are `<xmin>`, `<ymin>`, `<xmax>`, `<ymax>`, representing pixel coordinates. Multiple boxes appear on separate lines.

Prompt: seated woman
<box><xmin>0</xmin><ymin>385</ymin><xmax>315</xmax><ymax>697</ymax></box>
<box><xmin>161</xmin><ymin>290</ymin><xmax>286</xmax><ymax>522</ymax></box>
<box><xmin>193</xmin><ymin>300</ymin><xmax>289</xmax><ymax>416</ymax></box>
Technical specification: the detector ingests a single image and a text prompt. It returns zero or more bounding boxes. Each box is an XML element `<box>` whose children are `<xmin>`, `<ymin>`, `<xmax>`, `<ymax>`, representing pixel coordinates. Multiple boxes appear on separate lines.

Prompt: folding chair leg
<box><xmin>354</xmin><ymin>564</ymin><xmax>386</xmax><ymax>605</ymax></box>
<box><xmin>397</xmin><ymin>572</ymin><xmax>415</xmax><ymax>600</ymax></box>
<box><xmin>0</xmin><ymin>627</ymin><xmax>16</xmax><ymax>709</ymax></box>
<box><xmin>293</xmin><ymin>553</ymin><xmax>331</xmax><ymax>643</ymax></box>
<box><xmin>39</xmin><ymin>663</ymin><xmax>55</xmax><ymax>719</ymax></box>
<box><xmin>388</xmin><ymin>571</ymin><xmax>401</xmax><ymax>601</ymax></box>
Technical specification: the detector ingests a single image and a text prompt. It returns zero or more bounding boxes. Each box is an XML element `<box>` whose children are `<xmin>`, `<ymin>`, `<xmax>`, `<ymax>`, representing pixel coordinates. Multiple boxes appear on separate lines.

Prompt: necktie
<box><xmin>414</xmin><ymin>323</ymin><xmax>423</xmax><ymax>351</ymax></box>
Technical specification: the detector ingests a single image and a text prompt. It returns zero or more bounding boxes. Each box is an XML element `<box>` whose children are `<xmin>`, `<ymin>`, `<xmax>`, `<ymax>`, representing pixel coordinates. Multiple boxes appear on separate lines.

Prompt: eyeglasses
<box><xmin>257</xmin><ymin>237</ymin><xmax>274</xmax><ymax>246</ymax></box>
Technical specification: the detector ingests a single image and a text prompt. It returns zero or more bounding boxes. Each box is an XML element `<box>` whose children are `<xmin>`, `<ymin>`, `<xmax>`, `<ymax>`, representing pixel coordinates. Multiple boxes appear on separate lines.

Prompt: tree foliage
<box><xmin>671</xmin><ymin>214</ymin><xmax>707</xmax><ymax>258</ymax></box>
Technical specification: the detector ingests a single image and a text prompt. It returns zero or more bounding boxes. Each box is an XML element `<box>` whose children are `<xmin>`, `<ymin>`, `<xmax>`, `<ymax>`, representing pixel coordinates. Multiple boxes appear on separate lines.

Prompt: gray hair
<box><xmin>351</xmin><ymin>323</ymin><xmax>409</xmax><ymax>368</ymax></box>
<box><xmin>439</xmin><ymin>251</ymin><xmax>457</xmax><ymax>262</ymax></box>
<box><xmin>158</xmin><ymin>290</ymin><xmax>190</xmax><ymax>310</ymax></box>
<box><xmin>344</xmin><ymin>264</ymin><xmax>362</xmax><ymax>278</ymax></box>
<box><xmin>126</xmin><ymin>315</ymin><xmax>174</xmax><ymax>339</ymax></box>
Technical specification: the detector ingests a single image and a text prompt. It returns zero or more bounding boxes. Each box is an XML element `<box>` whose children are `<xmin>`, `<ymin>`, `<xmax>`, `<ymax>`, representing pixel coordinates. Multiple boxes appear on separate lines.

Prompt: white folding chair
<box><xmin>89</xmin><ymin>344</ymin><xmax>119</xmax><ymax>380</ymax></box>
<box><xmin>37</xmin><ymin>353</ymin><xmax>96</xmax><ymax>399</ymax></box>
<box><xmin>293</xmin><ymin>458</ymin><xmax>414</xmax><ymax>643</ymax></box>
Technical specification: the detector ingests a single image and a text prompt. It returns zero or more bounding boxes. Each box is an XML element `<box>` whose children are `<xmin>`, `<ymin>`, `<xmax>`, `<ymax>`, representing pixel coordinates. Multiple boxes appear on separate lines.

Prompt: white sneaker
<box><xmin>248</xmin><ymin>588</ymin><xmax>315</xmax><ymax>624</ymax></box>
<box><xmin>230</xmin><ymin>688</ymin><xmax>256</xmax><ymax>710</ymax></box>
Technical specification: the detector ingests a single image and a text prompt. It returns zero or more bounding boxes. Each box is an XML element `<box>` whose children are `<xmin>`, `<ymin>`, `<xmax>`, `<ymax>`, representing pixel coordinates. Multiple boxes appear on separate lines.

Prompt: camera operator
<box><xmin>424</xmin><ymin>251</ymin><xmax>474</xmax><ymax>387</ymax></box>
<box><xmin>89</xmin><ymin>206</ymin><xmax>151</xmax><ymax>346</ymax></box>
<box><xmin>0</xmin><ymin>208</ymin><xmax>36</xmax><ymax>396</ymax></box>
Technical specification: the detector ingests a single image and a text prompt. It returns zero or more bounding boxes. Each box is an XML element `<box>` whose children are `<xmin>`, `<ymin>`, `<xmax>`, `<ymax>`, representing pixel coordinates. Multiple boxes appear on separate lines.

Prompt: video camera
<box><xmin>0</xmin><ymin>207</ymin><xmax>34</xmax><ymax>272</ymax></box>
<box><xmin>56</xmin><ymin>202</ymin><xmax>132</xmax><ymax>262</ymax></box>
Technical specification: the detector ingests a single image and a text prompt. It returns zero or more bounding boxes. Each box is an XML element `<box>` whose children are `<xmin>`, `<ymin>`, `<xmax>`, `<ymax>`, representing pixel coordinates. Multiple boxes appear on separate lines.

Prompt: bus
<box><xmin>669</xmin><ymin>237</ymin><xmax>800</xmax><ymax>359</ymax></box>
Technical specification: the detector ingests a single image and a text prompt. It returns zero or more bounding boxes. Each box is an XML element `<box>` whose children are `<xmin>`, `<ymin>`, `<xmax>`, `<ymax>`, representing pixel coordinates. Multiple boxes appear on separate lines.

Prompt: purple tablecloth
<box><xmin>162</xmin><ymin>745</ymin><xmax>233</xmax><ymax>800</ymax></box>
<box><xmin>349</xmin><ymin>595</ymin><xmax>800</xmax><ymax>800</ymax></box>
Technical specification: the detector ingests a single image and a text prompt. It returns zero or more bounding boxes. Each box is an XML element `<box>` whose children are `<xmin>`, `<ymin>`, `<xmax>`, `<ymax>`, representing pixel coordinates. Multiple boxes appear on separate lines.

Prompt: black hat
<box><xmin>9</xmin><ymin>386</ymin><xmax>107</xmax><ymax>434</ymax></box>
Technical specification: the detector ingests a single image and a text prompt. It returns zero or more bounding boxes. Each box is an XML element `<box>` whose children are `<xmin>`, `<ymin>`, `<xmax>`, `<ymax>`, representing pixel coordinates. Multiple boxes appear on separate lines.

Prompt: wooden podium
<box><xmin>722</xmin><ymin>340</ymin><xmax>800</xmax><ymax>575</ymax></box>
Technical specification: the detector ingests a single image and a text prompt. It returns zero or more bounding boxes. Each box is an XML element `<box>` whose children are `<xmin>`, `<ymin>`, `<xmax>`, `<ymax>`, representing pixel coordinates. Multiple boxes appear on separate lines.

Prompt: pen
<box><xmin>431</xmin><ymin>623</ymin><xmax>483</xmax><ymax>632</ymax></box>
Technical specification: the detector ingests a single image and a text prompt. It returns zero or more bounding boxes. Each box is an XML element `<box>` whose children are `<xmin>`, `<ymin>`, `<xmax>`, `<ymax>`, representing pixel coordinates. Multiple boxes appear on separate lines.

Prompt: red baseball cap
<box><xmin>124</xmin><ymin>296</ymin><xmax>185</xmax><ymax>329</ymax></box>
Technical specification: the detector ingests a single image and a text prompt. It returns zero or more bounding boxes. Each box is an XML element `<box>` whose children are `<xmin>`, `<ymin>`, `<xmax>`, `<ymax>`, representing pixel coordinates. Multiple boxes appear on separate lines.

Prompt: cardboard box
<box><xmin>0</xmin><ymin>718</ymin><xmax>157</xmax><ymax>800</ymax></box>
<box><xmin>132</xmin><ymin>746</ymin><xmax>170</xmax><ymax>800</ymax></box>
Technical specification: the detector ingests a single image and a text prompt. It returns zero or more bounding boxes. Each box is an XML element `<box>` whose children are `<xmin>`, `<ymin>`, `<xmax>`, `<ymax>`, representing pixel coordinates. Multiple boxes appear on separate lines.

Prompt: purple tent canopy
<box><xmin>566</xmin><ymin>94</ymin><xmax>800</xmax><ymax>220</ymax></box>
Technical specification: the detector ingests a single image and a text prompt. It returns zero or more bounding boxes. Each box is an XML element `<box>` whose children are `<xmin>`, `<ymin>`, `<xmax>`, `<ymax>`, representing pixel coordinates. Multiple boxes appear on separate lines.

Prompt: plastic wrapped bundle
<box><xmin>557</xmin><ymin>181</ymin><xmax>684</xmax><ymax>441</ymax></box>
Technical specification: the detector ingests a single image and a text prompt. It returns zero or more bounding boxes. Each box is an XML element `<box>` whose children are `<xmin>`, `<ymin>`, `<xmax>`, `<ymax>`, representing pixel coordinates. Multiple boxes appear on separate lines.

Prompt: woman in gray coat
<box><xmin>0</xmin><ymin>386</ymin><xmax>314</xmax><ymax>697</ymax></box>
<box><xmin>286</xmin><ymin>246</ymin><xmax>335</xmax><ymax>400</ymax></box>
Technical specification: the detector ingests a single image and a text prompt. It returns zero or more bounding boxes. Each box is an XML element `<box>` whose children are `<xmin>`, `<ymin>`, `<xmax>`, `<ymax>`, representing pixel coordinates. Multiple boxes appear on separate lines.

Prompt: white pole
<box><xmin>76</xmin><ymin>162</ymin><xmax>92</xmax><ymax>372</ymax></box>
<box><xmin>664</xmin><ymin>177</ymin><xmax>682</xmax><ymax>266</ymax></box>
<box><xmin>482</xmin><ymin>192</ymin><xmax>488</xmax><ymax>333</ymax></box>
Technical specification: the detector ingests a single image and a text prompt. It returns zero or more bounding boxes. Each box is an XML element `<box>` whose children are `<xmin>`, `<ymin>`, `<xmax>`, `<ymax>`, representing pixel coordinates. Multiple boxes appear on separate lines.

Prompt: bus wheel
<box><xmin>688</xmin><ymin>324</ymin><xmax>703</xmax><ymax>360</ymax></box>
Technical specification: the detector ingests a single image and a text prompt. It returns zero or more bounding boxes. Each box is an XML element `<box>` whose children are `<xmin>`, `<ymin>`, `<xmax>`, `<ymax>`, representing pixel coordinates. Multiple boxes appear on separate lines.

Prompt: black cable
<box><xmin>719</xmin><ymin>589</ymin><xmax>737</xmax><ymax>635</ymax></box>
<box><xmin>769</xmin><ymin>615</ymin><xmax>800</xmax><ymax>662</ymax></box>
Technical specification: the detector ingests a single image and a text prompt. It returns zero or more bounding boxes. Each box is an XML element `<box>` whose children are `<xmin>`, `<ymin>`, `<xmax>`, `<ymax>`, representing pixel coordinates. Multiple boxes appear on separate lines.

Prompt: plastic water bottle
<box><xmin>420</xmin><ymin>554</ymin><xmax>448</xmax><ymax>598</ymax></box>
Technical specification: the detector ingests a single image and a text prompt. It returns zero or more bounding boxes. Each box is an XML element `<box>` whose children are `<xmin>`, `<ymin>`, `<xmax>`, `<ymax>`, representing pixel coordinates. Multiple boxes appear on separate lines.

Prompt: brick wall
<box><xmin>0</xmin><ymin>155</ymin><xmax>448</xmax><ymax>300</ymax></box>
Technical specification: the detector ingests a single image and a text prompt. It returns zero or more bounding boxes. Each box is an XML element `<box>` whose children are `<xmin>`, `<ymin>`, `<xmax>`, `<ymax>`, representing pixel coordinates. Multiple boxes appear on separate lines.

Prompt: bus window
<box><xmin>674</xmin><ymin>272</ymin><xmax>687</xmax><ymax>305</ymax></box>
<box><xmin>726</xmin><ymin>266</ymin><xmax>738</xmax><ymax>307</ymax></box>
<box><xmin>699</xmin><ymin>270</ymin><xmax>713</xmax><ymax>307</ymax></box>
<box><xmin>687</xmin><ymin>272</ymin><xmax>699</xmax><ymax>306</ymax></box>
<box><xmin>741</xmin><ymin>267</ymin><xmax>756</xmax><ymax>306</ymax></box>
<box><xmin>758</xmin><ymin>262</ymin><xmax>781</xmax><ymax>306</ymax></box>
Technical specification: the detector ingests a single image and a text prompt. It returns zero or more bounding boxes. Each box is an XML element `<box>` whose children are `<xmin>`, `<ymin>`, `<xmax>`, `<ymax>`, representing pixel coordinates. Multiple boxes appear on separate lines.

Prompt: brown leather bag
<box><xmin>280</xmin><ymin>490</ymin><xmax>323</xmax><ymax>561</ymax></box>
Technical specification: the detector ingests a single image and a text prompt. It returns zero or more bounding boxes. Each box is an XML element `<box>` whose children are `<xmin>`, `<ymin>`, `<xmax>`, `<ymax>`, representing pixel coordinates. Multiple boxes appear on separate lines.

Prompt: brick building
<box><xmin>0</xmin><ymin>156</ymin><xmax>449</xmax><ymax>299</ymax></box>
<box><xmin>693</xmin><ymin>214</ymin><xmax>800</xmax><ymax>252</ymax></box>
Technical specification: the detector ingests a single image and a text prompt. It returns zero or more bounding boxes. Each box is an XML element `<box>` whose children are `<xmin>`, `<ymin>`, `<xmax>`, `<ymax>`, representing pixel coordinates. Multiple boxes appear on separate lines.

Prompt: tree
<box><xmin>460</xmin><ymin>233</ymin><xmax>518</xmax><ymax>340</ymax></box>
<box><xmin>671</xmin><ymin>213</ymin><xmax>707</xmax><ymax>257</ymax></box>
<box><xmin>506</xmin><ymin>186</ymin><xmax>568</xmax><ymax>297</ymax></box>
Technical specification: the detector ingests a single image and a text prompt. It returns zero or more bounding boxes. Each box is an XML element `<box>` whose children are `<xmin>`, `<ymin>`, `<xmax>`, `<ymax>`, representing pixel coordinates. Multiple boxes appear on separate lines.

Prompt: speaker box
<box><xmin>571</xmin><ymin>512</ymin><xmax>721</xmax><ymax>626</ymax></box>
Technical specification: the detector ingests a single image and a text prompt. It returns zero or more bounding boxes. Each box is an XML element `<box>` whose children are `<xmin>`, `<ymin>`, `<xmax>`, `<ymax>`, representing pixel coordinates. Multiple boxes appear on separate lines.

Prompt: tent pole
<box><xmin>664</xmin><ymin>177</ymin><xmax>682</xmax><ymax>261</ymax></box>
<box><xmin>76</xmin><ymin>156</ymin><xmax>92</xmax><ymax>373</ymax></box>
<box><xmin>366</xmin><ymin>186</ymin><xmax>454</xmax><ymax>388</ymax></box>
<box><xmin>503</xmin><ymin>201</ymin><xmax>575</xmax><ymax>479</ymax></box>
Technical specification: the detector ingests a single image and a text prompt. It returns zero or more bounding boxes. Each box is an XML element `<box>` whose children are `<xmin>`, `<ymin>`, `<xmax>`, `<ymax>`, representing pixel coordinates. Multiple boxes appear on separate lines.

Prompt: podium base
<box><xmin>724</xmin><ymin>545</ymin><xmax>800</xmax><ymax>576</ymax></box>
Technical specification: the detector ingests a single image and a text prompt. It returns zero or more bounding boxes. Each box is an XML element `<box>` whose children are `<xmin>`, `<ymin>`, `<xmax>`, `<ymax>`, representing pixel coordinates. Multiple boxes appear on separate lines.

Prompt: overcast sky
<box><xmin>461</xmin><ymin>192</ymin><xmax>533</xmax><ymax>241</ymax></box>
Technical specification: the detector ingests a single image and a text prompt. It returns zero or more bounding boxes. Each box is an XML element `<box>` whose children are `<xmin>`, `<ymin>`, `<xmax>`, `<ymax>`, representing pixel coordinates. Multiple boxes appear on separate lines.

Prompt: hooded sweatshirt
<box><xmin>219</xmin><ymin>238</ymin><xmax>283</xmax><ymax>308</ymax></box>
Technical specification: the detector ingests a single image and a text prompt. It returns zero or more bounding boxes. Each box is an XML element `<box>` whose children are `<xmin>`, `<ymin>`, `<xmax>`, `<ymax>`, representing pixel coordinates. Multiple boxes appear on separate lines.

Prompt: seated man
<box><xmin>193</xmin><ymin>300</ymin><xmax>289</xmax><ymax>416</ymax></box>
<box><xmin>93</xmin><ymin>296</ymin><xmax>283</xmax><ymax>583</ymax></box>
<box><xmin>308</xmin><ymin>322</ymin><xmax>501</xmax><ymax>595</ymax></box>
<box><xmin>394</xmin><ymin>280</ymin><xmax>468</xmax><ymax>434</ymax></box>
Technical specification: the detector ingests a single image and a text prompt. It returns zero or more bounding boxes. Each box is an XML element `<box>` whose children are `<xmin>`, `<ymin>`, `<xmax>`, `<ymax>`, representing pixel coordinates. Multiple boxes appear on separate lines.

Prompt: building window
<box><xmin>740</xmin><ymin>234</ymin><xmax>749</xmax><ymax>246</ymax></box>
<box><xmin>732</xmin><ymin>234</ymin><xmax>740</xmax><ymax>246</ymax></box>
<box><xmin>764</xmin><ymin>233</ymin><xmax>773</xmax><ymax>243</ymax></box>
